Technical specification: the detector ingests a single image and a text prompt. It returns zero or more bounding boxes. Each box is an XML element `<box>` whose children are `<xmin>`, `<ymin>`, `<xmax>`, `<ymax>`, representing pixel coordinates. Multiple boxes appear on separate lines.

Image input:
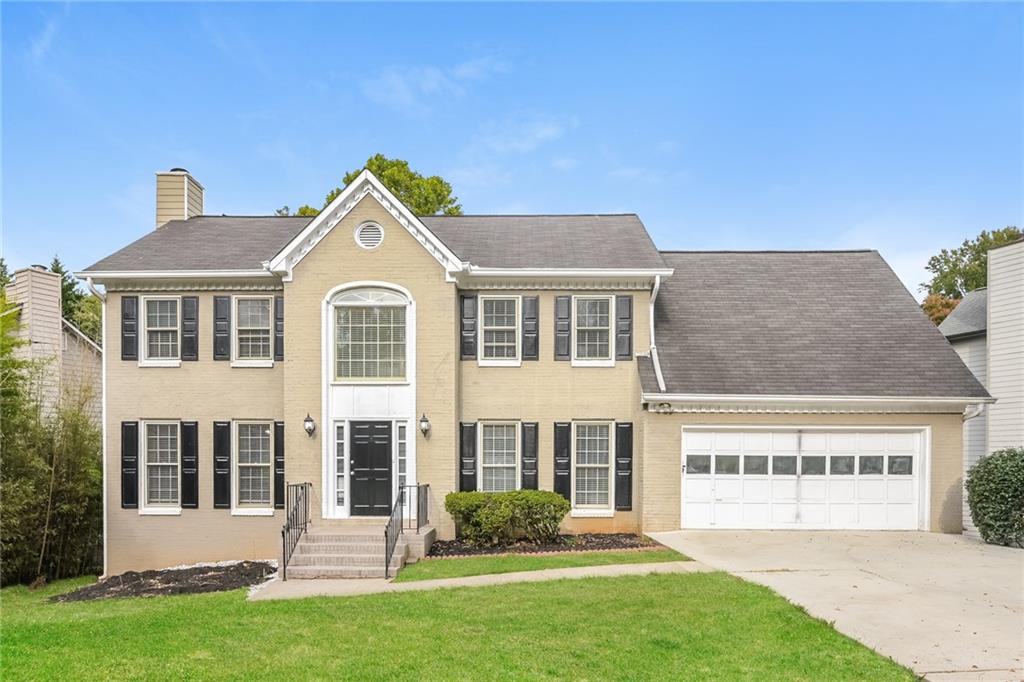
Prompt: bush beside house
<box><xmin>445</xmin><ymin>490</ymin><xmax>570</xmax><ymax>546</ymax></box>
<box><xmin>966</xmin><ymin>447</ymin><xmax>1024</xmax><ymax>548</ymax></box>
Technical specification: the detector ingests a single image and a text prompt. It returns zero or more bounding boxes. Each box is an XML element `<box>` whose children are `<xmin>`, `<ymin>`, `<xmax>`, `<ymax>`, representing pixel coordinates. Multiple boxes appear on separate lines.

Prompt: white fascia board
<box><xmin>266</xmin><ymin>170</ymin><xmax>465</xmax><ymax>279</ymax></box>
<box><xmin>75</xmin><ymin>270</ymin><xmax>274</xmax><ymax>279</ymax></box>
<box><xmin>644</xmin><ymin>393</ymin><xmax>996</xmax><ymax>404</ymax></box>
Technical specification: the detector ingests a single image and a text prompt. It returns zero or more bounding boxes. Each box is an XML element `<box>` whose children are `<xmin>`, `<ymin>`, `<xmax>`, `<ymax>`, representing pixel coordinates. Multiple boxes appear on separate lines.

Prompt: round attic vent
<box><xmin>355</xmin><ymin>222</ymin><xmax>384</xmax><ymax>250</ymax></box>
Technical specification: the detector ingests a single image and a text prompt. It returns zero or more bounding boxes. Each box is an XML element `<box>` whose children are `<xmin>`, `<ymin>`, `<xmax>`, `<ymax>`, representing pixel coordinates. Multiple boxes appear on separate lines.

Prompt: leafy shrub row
<box><xmin>966</xmin><ymin>447</ymin><xmax>1024</xmax><ymax>548</ymax></box>
<box><xmin>444</xmin><ymin>490</ymin><xmax>570</xmax><ymax>546</ymax></box>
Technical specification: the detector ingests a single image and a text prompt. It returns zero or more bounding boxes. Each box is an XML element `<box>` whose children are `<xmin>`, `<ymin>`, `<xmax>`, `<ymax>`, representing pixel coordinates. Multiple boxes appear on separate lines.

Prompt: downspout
<box><xmin>85</xmin><ymin>277</ymin><xmax>109</xmax><ymax>578</ymax></box>
<box><xmin>649</xmin><ymin>275</ymin><xmax>667</xmax><ymax>392</ymax></box>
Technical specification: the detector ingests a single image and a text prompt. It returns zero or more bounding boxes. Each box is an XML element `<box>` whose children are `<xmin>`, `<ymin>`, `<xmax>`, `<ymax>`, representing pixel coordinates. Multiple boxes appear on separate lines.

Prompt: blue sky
<box><xmin>3</xmin><ymin>2</ymin><xmax>1021</xmax><ymax>297</ymax></box>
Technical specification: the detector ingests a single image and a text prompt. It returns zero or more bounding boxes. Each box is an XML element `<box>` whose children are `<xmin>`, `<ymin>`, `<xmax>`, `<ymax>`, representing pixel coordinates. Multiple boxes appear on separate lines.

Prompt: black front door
<box><xmin>350</xmin><ymin>422</ymin><xmax>392</xmax><ymax>516</ymax></box>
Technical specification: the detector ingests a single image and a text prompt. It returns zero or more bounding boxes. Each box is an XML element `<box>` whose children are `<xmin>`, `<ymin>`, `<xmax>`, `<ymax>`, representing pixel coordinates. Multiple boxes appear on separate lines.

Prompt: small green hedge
<box><xmin>445</xmin><ymin>490</ymin><xmax>570</xmax><ymax>546</ymax></box>
<box><xmin>966</xmin><ymin>447</ymin><xmax>1024</xmax><ymax>548</ymax></box>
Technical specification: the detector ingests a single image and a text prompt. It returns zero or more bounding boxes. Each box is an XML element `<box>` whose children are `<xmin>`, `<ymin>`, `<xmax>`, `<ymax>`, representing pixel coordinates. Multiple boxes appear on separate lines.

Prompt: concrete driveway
<box><xmin>649</xmin><ymin>531</ymin><xmax>1023</xmax><ymax>681</ymax></box>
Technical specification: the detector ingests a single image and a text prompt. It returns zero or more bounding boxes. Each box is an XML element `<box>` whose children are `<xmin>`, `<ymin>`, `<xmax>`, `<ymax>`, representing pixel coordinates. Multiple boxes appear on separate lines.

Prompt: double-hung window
<box><xmin>335</xmin><ymin>304</ymin><xmax>406</xmax><ymax>381</ymax></box>
<box><xmin>144</xmin><ymin>297</ymin><xmax>180</xmax><ymax>363</ymax></box>
<box><xmin>573</xmin><ymin>296</ymin><xmax>613</xmax><ymax>365</ymax></box>
<box><xmin>236</xmin><ymin>422</ymin><xmax>272</xmax><ymax>510</ymax></box>
<box><xmin>479</xmin><ymin>297</ymin><xmax>519</xmax><ymax>365</ymax></box>
<box><xmin>235</xmin><ymin>297</ymin><xmax>273</xmax><ymax>363</ymax></box>
<box><xmin>480</xmin><ymin>422</ymin><xmax>518</xmax><ymax>492</ymax></box>
<box><xmin>573</xmin><ymin>422</ymin><xmax>613</xmax><ymax>509</ymax></box>
<box><xmin>144</xmin><ymin>422</ymin><xmax>180</xmax><ymax>509</ymax></box>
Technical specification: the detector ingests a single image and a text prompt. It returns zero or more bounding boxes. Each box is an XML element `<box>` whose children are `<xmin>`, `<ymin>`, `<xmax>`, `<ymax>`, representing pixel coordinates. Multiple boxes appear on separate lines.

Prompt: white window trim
<box><xmin>571</xmin><ymin>295</ymin><xmax>615</xmax><ymax>367</ymax></box>
<box><xmin>570</xmin><ymin>420</ymin><xmax>615</xmax><ymax>517</ymax></box>
<box><xmin>231</xmin><ymin>295</ymin><xmax>274</xmax><ymax>368</ymax></box>
<box><xmin>478</xmin><ymin>295</ymin><xmax>522</xmax><ymax>367</ymax></box>
<box><xmin>139</xmin><ymin>295</ymin><xmax>182</xmax><ymax>368</ymax></box>
<box><xmin>231</xmin><ymin>420</ymin><xmax>275</xmax><ymax>516</ymax></box>
<box><xmin>331</xmin><ymin>291</ymin><xmax>411</xmax><ymax>385</ymax></box>
<box><xmin>139</xmin><ymin>420</ymin><xmax>182</xmax><ymax>515</ymax></box>
<box><xmin>477</xmin><ymin>421</ymin><xmax>521</xmax><ymax>493</ymax></box>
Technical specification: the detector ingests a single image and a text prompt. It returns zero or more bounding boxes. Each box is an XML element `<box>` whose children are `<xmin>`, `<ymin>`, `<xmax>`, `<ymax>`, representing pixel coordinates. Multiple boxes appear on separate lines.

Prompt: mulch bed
<box><xmin>52</xmin><ymin>561</ymin><xmax>276</xmax><ymax>602</ymax></box>
<box><xmin>427</xmin><ymin>533</ymin><xmax>658</xmax><ymax>558</ymax></box>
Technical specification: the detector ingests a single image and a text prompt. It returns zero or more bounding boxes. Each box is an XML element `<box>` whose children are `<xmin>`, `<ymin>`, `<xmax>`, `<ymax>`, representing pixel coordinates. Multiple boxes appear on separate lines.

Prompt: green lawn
<box><xmin>394</xmin><ymin>548</ymin><xmax>687</xmax><ymax>582</ymax></box>
<box><xmin>1</xmin><ymin>572</ymin><xmax>912</xmax><ymax>680</ymax></box>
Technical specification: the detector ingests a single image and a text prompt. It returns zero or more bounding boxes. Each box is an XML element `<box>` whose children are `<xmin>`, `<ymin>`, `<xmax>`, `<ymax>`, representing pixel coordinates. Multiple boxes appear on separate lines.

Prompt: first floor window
<box><xmin>145</xmin><ymin>422</ymin><xmax>179</xmax><ymax>506</ymax></box>
<box><xmin>481</xmin><ymin>423</ymin><xmax>518</xmax><ymax>492</ymax></box>
<box><xmin>574</xmin><ymin>297</ymin><xmax>612</xmax><ymax>360</ymax></box>
<box><xmin>236</xmin><ymin>297</ymin><xmax>272</xmax><ymax>360</ymax></box>
<box><xmin>237</xmin><ymin>422</ymin><xmax>272</xmax><ymax>506</ymax></box>
<box><xmin>335</xmin><ymin>305</ymin><xmax>407</xmax><ymax>380</ymax></box>
<box><xmin>574</xmin><ymin>423</ymin><xmax>611</xmax><ymax>507</ymax></box>
<box><xmin>145</xmin><ymin>298</ymin><xmax>179</xmax><ymax>360</ymax></box>
<box><xmin>481</xmin><ymin>297</ymin><xmax>518</xmax><ymax>360</ymax></box>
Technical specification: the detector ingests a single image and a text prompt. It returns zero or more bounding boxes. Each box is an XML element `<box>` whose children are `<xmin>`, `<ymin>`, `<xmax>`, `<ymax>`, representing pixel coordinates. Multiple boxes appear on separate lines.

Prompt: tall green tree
<box><xmin>0</xmin><ymin>258</ymin><xmax>11</xmax><ymax>289</ymax></box>
<box><xmin>283</xmin><ymin>154</ymin><xmax>462</xmax><ymax>217</ymax></box>
<box><xmin>49</xmin><ymin>256</ymin><xmax>84</xmax><ymax>320</ymax></box>
<box><xmin>921</xmin><ymin>226</ymin><xmax>1021</xmax><ymax>299</ymax></box>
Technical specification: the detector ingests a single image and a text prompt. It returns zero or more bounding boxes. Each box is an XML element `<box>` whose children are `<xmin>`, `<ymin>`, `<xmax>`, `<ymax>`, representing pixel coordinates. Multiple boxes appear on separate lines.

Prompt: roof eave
<box><xmin>74</xmin><ymin>269</ymin><xmax>276</xmax><ymax>280</ymax></box>
<box><xmin>642</xmin><ymin>392</ymin><xmax>995</xmax><ymax>414</ymax></box>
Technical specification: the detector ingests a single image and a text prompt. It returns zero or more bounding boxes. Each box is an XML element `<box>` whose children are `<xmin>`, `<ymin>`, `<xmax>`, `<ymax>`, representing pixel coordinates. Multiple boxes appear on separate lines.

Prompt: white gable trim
<box><xmin>266</xmin><ymin>170</ymin><xmax>465</xmax><ymax>282</ymax></box>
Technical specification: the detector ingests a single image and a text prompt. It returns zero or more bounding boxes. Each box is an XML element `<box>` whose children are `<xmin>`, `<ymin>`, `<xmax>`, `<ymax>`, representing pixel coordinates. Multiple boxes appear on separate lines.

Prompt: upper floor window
<box><xmin>573</xmin><ymin>296</ymin><xmax>612</xmax><ymax>362</ymax></box>
<box><xmin>144</xmin><ymin>421</ymin><xmax>180</xmax><ymax>508</ymax></box>
<box><xmin>235</xmin><ymin>297</ymin><xmax>273</xmax><ymax>361</ymax></box>
<box><xmin>144</xmin><ymin>297</ymin><xmax>179</xmax><ymax>361</ymax></box>
<box><xmin>333</xmin><ymin>288</ymin><xmax>408</xmax><ymax>382</ymax></box>
<box><xmin>480</xmin><ymin>296</ymin><xmax>519</xmax><ymax>364</ymax></box>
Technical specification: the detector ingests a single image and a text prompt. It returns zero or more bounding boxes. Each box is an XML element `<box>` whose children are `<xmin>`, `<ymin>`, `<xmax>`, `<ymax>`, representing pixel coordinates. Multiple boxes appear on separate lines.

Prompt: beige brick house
<box><xmin>79</xmin><ymin>168</ymin><xmax>991</xmax><ymax>578</ymax></box>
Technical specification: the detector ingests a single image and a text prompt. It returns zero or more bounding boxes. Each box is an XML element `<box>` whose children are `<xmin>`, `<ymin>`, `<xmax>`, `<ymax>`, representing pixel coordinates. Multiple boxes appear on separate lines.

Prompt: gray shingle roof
<box><xmin>640</xmin><ymin>250</ymin><xmax>989</xmax><ymax>398</ymax></box>
<box><xmin>422</xmin><ymin>215</ymin><xmax>666</xmax><ymax>269</ymax></box>
<box><xmin>938</xmin><ymin>288</ymin><xmax>987</xmax><ymax>340</ymax></box>
<box><xmin>84</xmin><ymin>214</ymin><xmax>666</xmax><ymax>272</ymax></box>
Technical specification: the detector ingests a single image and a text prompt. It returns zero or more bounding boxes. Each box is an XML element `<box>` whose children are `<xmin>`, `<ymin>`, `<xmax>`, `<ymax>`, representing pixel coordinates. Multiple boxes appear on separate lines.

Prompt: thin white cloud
<box><xmin>552</xmin><ymin>157</ymin><xmax>579</xmax><ymax>171</ymax></box>
<box><xmin>449</xmin><ymin>114</ymin><xmax>579</xmax><ymax>187</ymax></box>
<box><xmin>359</xmin><ymin>56</ymin><xmax>510</xmax><ymax>111</ymax></box>
<box><xmin>28</xmin><ymin>5</ymin><xmax>69</xmax><ymax>62</ymax></box>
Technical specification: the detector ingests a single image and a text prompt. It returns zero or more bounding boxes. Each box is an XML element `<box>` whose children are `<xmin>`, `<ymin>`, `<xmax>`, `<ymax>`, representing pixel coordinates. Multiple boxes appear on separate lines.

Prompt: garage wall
<box><xmin>640</xmin><ymin>412</ymin><xmax>964</xmax><ymax>534</ymax></box>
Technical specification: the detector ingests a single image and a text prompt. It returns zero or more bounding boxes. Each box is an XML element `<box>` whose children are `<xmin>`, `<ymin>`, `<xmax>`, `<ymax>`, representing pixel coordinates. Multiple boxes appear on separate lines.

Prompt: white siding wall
<box><xmin>9</xmin><ymin>268</ymin><xmax>63</xmax><ymax>417</ymax></box>
<box><xmin>952</xmin><ymin>335</ymin><xmax>987</xmax><ymax>537</ymax></box>
<box><xmin>987</xmin><ymin>241</ymin><xmax>1024</xmax><ymax>452</ymax></box>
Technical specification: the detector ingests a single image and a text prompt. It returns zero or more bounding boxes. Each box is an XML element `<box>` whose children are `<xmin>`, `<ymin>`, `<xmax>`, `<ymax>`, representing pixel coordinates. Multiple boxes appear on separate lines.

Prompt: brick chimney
<box><xmin>155</xmin><ymin>168</ymin><xmax>204</xmax><ymax>228</ymax></box>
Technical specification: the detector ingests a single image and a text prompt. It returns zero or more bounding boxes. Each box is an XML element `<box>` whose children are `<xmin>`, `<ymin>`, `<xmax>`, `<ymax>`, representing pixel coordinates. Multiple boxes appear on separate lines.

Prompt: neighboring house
<box><xmin>940</xmin><ymin>238</ymin><xmax>1024</xmax><ymax>537</ymax></box>
<box><xmin>7</xmin><ymin>265</ymin><xmax>102</xmax><ymax>423</ymax></box>
<box><xmin>79</xmin><ymin>168</ymin><xmax>991</xmax><ymax>577</ymax></box>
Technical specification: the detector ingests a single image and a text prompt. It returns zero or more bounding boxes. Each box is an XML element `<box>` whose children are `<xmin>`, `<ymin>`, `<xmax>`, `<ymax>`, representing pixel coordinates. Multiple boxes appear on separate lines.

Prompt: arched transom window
<box><xmin>333</xmin><ymin>287</ymin><xmax>409</xmax><ymax>381</ymax></box>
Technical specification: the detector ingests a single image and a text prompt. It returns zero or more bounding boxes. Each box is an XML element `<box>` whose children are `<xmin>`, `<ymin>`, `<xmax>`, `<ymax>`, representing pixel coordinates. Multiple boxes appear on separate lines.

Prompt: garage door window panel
<box><xmin>772</xmin><ymin>456</ymin><xmax>797</xmax><ymax>476</ymax></box>
<box><xmin>743</xmin><ymin>455</ymin><xmax>768</xmax><ymax>475</ymax></box>
<box><xmin>830</xmin><ymin>456</ymin><xmax>855</xmax><ymax>475</ymax></box>
<box><xmin>888</xmin><ymin>456</ymin><xmax>913</xmax><ymax>475</ymax></box>
<box><xmin>686</xmin><ymin>454</ymin><xmax>711</xmax><ymax>474</ymax></box>
<box><xmin>859</xmin><ymin>456</ymin><xmax>884</xmax><ymax>475</ymax></box>
<box><xmin>801</xmin><ymin>456</ymin><xmax>826</xmax><ymax>476</ymax></box>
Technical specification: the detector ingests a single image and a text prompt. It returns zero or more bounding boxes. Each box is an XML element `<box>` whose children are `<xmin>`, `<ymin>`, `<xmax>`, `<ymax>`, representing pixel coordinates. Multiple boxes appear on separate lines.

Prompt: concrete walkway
<box><xmin>250</xmin><ymin>560</ymin><xmax>710</xmax><ymax>601</ymax></box>
<box><xmin>650</xmin><ymin>530</ymin><xmax>1024</xmax><ymax>682</ymax></box>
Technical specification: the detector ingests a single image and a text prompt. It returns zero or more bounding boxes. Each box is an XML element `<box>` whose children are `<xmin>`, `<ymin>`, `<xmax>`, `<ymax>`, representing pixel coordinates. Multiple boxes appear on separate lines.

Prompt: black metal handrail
<box><xmin>280</xmin><ymin>482</ymin><xmax>311</xmax><ymax>581</ymax></box>
<box><xmin>402</xmin><ymin>484</ymin><xmax>430</xmax><ymax>534</ymax></box>
<box><xmin>384</xmin><ymin>487</ymin><xmax>405</xmax><ymax>578</ymax></box>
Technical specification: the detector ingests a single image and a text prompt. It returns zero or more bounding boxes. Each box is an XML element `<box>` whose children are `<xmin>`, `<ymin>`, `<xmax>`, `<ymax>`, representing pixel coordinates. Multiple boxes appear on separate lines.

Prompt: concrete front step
<box><xmin>296</xmin><ymin>542</ymin><xmax>386</xmax><ymax>555</ymax></box>
<box><xmin>289</xmin><ymin>553</ymin><xmax>391</xmax><ymax>567</ymax></box>
<box><xmin>300</xmin><ymin>533</ymin><xmax>387</xmax><ymax>545</ymax></box>
<box><xmin>286</xmin><ymin>565</ymin><xmax>395</xmax><ymax>579</ymax></box>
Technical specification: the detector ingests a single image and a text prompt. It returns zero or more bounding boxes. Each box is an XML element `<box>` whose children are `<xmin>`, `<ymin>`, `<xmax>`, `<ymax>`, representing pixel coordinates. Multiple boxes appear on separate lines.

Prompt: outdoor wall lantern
<box><xmin>419</xmin><ymin>413</ymin><xmax>431</xmax><ymax>436</ymax></box>
<box><xmin>303</xmin><ymin>414</ymin><xmax>316</xmax><ymax>438</ymax></box>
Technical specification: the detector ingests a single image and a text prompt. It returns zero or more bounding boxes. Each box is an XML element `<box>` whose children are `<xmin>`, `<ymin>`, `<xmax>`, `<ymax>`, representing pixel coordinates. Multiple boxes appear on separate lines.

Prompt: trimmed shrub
<box><xmin>966</xmin><ymin>447</ymin><xmax>1024</xmax><ymax>548</ymax></box>
<box><xmin>445</xmin><ymin>490</ymin><xmax>570</xmax><ymax>546</ymax></box>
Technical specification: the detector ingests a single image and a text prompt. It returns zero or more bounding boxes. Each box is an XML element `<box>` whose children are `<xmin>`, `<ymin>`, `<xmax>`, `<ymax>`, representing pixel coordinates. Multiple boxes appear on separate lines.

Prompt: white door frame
<box><xmin>680</xmin><ymin>425</ymin><xmax>931</xmax><ymax>531</ymax></box>
<box><xmin>329</xmin><ymin>417</ymin><xmax>414</xmax><ymax>518</ymax></box>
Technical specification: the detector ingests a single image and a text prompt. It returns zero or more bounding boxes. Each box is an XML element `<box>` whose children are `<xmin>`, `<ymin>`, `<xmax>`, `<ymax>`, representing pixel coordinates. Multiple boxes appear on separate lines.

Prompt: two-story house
<box><xmin>79</xmin><ymin>168</ymin><xmax>991</xmax><ymax>578</ymax></box>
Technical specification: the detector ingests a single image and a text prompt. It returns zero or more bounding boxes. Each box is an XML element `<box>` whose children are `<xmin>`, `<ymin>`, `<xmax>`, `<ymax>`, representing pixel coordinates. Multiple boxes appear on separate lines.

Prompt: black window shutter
<box><xmin>181</xmin><ymin>296</ymin><xmax>199</xmax><ymax>361</ymax></box>
<box><xmin>554</xmin><ymin>296</ymin><xmax>571</xmax><ymax>360</ymax></box>
<box><xmin>181</xmin><ymin>421</ymin><xmax>199</xmax><ymax>508</ymax></box>
<box><xmin>213</xmin><ymin>421</ymin><xmax>231</xmax><ymax>508</ymax></box>
<box><xmin>274</xmin><ymin>297</ymin><xmax>284</xmax><ymax>361</ymax></box>
<box><xmin>459</xmin><ymin>422</ymin><xmax>477</xmax><ymax>491</ymax></box>
<box><xmin>615</xmin><ymin>422</ymin><xmax>633</xmax><ymax>511</ymax></box>
<box><xmin>460</xmin><ymin>295</ymin><xmax>477</xmax><ymax>360</ymax></box>
<box><xmin>553</xmin><ymin>422</ymin><xmax>571</xmax><ymax>501</ymax></box>
<box><xmin>521</xmin><ymin>422</ymin><xmax>539</xmax><ymax>489</ymax></box>
<box><xmin>274</xmin><ymin>421</ymin><xmax>285</xmax><ymax>509</ymax></box>
<box><xmin>213</xmin><ymin>296</ymin><xmax>231</xmax><ymax>361</ymax></box>
<box><xmin>121</xmin><ymin>296</ymin><xmax>138</xmax><ymax>361</ymax></box>
<box><xmin>615</xmin><ymin>295</ymin><xmax>633</xmax><ymax>360</ymax></box>
<box><xmin>522</xmin><ymin>296</ymin><xmax>539</xmax><ymax>361</ymax></box>
<box><xmin>121</xmin><ymin>421</ymin><xmax>139</xmax><ymax>508</ymax></box>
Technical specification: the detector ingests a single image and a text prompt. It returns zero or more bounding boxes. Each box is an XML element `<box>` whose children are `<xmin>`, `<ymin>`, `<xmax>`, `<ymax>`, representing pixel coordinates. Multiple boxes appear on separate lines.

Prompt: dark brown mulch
<box><xmin>428</xmin><ymin>533</ymin><xmax>656</xmax><ymax>558</ymax></box>
<box><xmin>52</xmin><ymin>561</ymin><xmax>276</xmax><ymax>602</ymax></box>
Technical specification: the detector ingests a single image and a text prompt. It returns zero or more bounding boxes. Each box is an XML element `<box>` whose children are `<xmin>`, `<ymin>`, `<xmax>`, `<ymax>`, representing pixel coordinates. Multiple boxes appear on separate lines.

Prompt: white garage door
<box><xmin>681</xmin><ymin>429</ymin><xmax>923</xmax><ymax>530</ymax></box>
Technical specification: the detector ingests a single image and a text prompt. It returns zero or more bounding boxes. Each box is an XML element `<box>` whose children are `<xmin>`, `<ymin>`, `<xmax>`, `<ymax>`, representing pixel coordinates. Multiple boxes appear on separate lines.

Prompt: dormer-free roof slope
<box><xmin>938</xmin><ymin>288</ymin><xmax>987</xmax><ymax>340</ymax></box>
<box><xmin>640</xmin><ymin>250</ymin><xmax>989</xmax><ymax>399</ymax></box>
